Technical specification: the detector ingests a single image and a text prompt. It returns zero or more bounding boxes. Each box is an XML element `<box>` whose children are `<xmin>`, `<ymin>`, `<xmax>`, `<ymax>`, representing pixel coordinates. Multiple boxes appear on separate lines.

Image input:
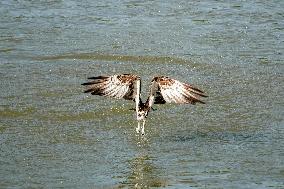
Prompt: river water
<box><xmin>0</xmin><ymin>0</ymin><xmax>283</xmax><ymax>188</ymax></box>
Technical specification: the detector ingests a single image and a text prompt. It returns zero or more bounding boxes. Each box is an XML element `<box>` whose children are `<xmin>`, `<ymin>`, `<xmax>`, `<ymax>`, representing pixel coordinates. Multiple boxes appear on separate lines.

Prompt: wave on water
<box><xmin>34</xmin><ymin>52</ymin><xmax>199</xmax><ymax>65</ymax></box>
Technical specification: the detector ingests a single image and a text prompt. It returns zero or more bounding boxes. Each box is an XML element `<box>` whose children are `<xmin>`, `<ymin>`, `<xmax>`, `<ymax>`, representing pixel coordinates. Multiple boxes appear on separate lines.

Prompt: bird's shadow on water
<box><xmin>118</xmin><ymin>153</ymin><xmax>168</xmax><ymax>188</ymax></box>
<box><xmin>114</xmin><ymin>123</ymin><xmax>169</xmax><ymax>188</ymax></box>
<box><xmin>118</xmin><ymin>142</ymin><xmax>169</xmax><ymax>188</ymax></box>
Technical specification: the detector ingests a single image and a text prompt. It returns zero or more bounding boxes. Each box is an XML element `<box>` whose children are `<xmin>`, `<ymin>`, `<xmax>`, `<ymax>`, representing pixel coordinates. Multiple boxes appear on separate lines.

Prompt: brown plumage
<box><xmin>149</xmin><ymin>76</ymin><xmax>207</xmax><ymax>105</ymax></box>
<box><xmin>82</xmin><ymin>74</ymin><xmax>139</xmax><ymax>100</ymax></box>
<box><xmin>82</xmin><ymin>74</ymin><xmax>208</xmax><ymax>135</ymax></box>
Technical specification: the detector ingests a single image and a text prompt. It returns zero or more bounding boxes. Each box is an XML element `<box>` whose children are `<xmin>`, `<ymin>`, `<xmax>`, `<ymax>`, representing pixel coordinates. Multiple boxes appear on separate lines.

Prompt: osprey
<box><xmin>82</xmin><ymin>74</ymin><xmax>207</xmax><ymax>135</ymax></box>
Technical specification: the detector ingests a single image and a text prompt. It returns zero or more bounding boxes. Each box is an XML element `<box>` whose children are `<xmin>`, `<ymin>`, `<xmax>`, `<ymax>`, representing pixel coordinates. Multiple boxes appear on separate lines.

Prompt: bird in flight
<box><xmin>82</xmin><ymin>74</ymin><xmax>207</xmax><ymax>135</ymax></box>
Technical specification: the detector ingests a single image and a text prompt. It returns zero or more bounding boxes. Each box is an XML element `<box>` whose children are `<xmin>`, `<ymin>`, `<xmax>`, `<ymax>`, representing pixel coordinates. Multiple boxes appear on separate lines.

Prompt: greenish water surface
<box><xmin>0</xmin><ymin>0</ymin><xmax>283</xmax><ymax>188</ymax></box>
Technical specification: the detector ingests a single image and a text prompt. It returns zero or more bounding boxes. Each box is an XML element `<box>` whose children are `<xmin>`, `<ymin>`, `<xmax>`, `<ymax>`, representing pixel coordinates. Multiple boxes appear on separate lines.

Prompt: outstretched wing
<box><xmin>146</xmin><ymin>76</ymin><xmax>208</xmax><ymax>107</ymax></box>
<box><xmin>81</xmin><ymin>74</ymin><xmax>140</xmax><ymax>100</ymax></box>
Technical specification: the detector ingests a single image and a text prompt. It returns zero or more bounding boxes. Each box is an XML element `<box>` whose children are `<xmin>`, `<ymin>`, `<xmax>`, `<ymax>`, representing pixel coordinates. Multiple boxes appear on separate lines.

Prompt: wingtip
<box><xmin>188</xmin><ymin>99</ymin><xmax>206</xmax><ymax>105</ymax></box>
<box><xmin>83</xmin><ymin>88</ymin><xmax>94</xmax><ymax>93</ymax></box>
<box><xmin>200</xmin><ymin>93</ymin><xmax>209</xmax><ymax>98</ymax></box>
<box><xmin>87</xmin><ymin>76</ymin><xmax>108</xmax><ymax>80</ymax></box>
<box><xmin>199</xmin><ymin>100</ymin><xmax>206</xmax><ymax>104</ymax></box>
<box><xmin>81</xmin><ymin>82</ymin><xmax>91</xmax><ymax>86</ymax></box>
<box><xmin>195</xmin><ymin>96</ymin><xmax>207</xmax><ymax>104</ymax></box>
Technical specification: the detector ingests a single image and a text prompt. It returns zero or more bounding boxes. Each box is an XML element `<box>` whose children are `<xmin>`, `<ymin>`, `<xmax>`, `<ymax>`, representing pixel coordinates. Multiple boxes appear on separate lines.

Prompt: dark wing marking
<box><xmin>82</xmin><ymin>74</ymin><xmax>140</xmax><ymax>100</ymax></box>
<box><xmin>153</xmin><ymin>87</ymin><xmax>166</xmax><ymax>104</ymax></box>
<box><xmin>147</xmin><ymin>76</ymin><xmax>207</xmax><ymax>107</ymax></box>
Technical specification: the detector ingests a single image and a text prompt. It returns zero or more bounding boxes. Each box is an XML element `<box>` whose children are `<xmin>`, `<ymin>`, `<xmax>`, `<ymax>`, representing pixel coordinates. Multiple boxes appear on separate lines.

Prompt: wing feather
<box><xmin>82</xmin><ymin>74</ymin><xmax>139</xmax><ymax>100</ymax></box>
<box><xmin>147</xmin><ymin>76</ymin><xmax>207</xmax><ymax>107</ymax></box>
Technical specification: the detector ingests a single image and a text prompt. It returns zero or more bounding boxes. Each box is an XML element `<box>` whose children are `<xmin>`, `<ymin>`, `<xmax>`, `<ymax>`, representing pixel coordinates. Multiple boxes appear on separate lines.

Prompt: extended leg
<box><xmin>141</xmin><ymin>120</ymin><xmax>146</xmax><ymax>135</ymax></box>
<box><xmin>136</xmin><ymin>121</ymin><xmax>141</xmax><ymax>133</ymax></box>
